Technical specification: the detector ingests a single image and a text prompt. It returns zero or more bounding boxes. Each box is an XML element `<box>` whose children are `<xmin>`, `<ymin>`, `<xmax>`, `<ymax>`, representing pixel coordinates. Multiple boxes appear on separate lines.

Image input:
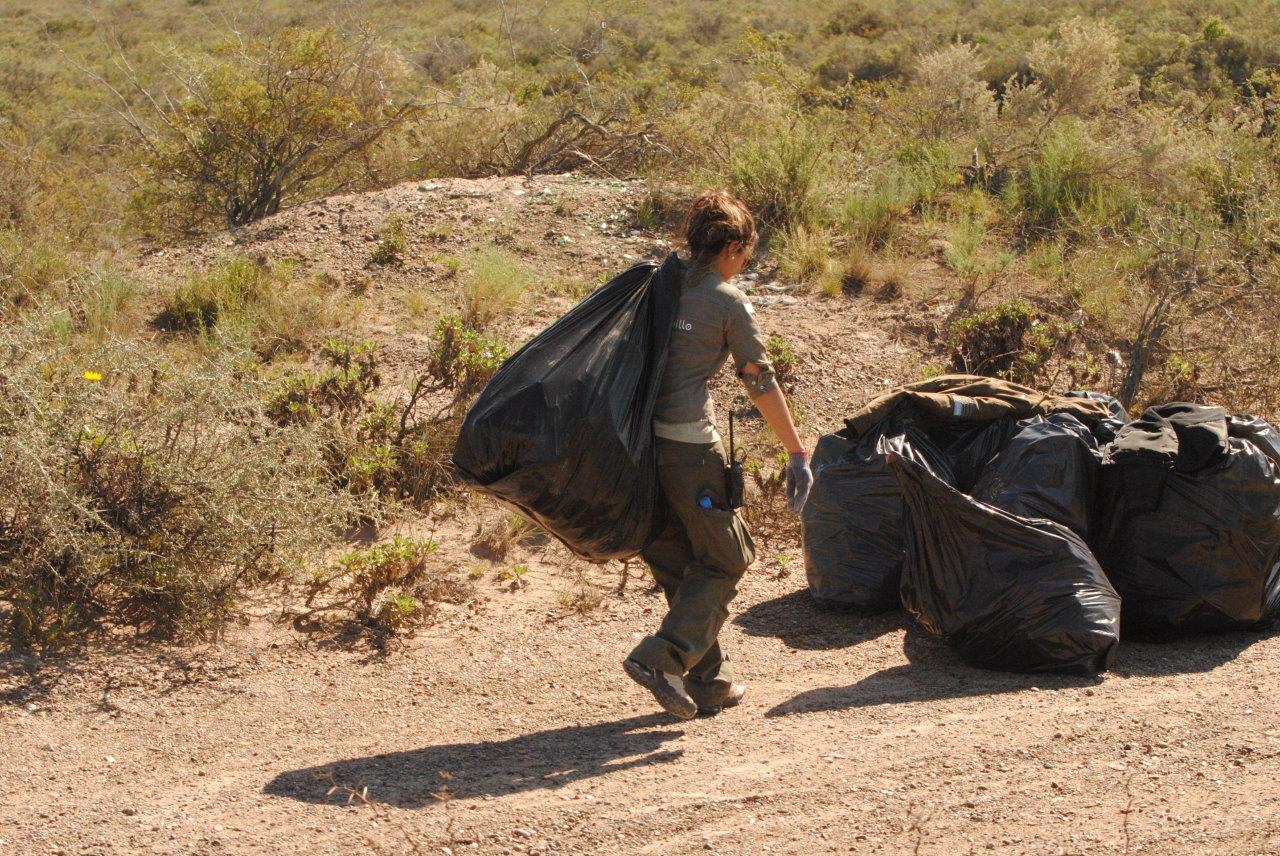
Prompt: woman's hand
<box><xmin>785</xmin><ymin>452</ymin><xmax>814</xmax><ymax>513</ymax></box>
<box><xmin>741</xmin><ymin>363</ymin><xmax>811</xmax><ymax>513</ymax></box>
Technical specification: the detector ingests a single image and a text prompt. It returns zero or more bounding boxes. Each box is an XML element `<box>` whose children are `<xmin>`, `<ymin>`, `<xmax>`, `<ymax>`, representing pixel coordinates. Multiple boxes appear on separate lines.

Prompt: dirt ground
<box><xmin>4</xmin><ymin>175</ymin><xmax>1279</xmax><ymax>855</ymax></box>
<box><xmin>4</xmin><ymin>568</ymin><xmax>1279</xmax><ymax>856</ymax></box>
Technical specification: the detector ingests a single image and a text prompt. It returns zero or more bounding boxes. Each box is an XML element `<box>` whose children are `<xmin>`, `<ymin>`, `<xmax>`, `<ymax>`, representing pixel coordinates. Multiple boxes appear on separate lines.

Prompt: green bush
<box><xmin>129</xmin><ymin>26</ymin><xmax>418</xmax><ymax>231</ymax></box>
<box><xmin>765</xmin><ymin>334</ymin><xmax>797</xmax><ymax>391</ymax></box>
<box><xmin>0</xmin><ymin>323</ymin><xmax>344</xmax><ymax>646</ymax></box>
<box><xmin>948</xmin><ymin>300</ymin><xmax>1072</xmax><ymax>385</ymax></box>
<box><xmin>267</xmin><ymin>320</ymin><xmax>506</xmax><ymax>510</ymax></box>
<box><xmin>302</xmin><ymin>536</ymin><xmax>472</xmax><ymax>647</ymax></box>
<box><xmin>1006</xmin><ymin>120</ymin><xmax>1138</xmax><ymax>239</ymax></box>
<box><xmin>723</xmin><ymin>120</ymin><xmax>829</xmax><ymax>229</ymax></box>
<box><xmin>370</xmin><ymin>215</ymin><xmax>407</xmax><ymax>266</ymax></box>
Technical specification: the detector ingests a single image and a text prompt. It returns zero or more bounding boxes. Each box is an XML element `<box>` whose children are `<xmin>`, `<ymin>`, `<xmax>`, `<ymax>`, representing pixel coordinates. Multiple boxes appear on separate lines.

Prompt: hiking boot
<box><xmin>623</xmin><ymin>658</ymin><xmax>697</xmax><ymax>721</ymax></box>
<box><xmin>695</xmin><ymin>681</ymin><xmax>746</xmax><ymax>717</ymax></box>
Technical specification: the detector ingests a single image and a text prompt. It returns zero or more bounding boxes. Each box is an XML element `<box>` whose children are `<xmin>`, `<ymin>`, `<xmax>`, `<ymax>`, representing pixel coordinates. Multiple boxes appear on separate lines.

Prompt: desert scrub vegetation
<box><xmin>459</xmin><ymin>247</ymin><xmax>536</xmax><ymax>327</ymax></box>
<box><xmin>295</xmin><ymin>536</ymin><xmax>473</xmax><ymax>648</ymax></box>
<box><xmin>948</xmin><ymin>300</ymin><xmax>1077</xmax><ymax>387</ymax></box>
<box><xmin>119</xmin><ymin>25</ymin><xmax>421</xmax><ymax>233</ymax></box>
<box><xmin>267</xmin><ymin>318</ymin><xmax>506</xmax><ymax>514</ymax></box>
<box><xmin>154</xmin><ymin>257</ymin><xmax>339</xmax><ymax>357</ymax></box>
<box><xmin>7</xmin><ymin>0</ymin><xmax>1280</xmax><ymax>652</ymax></box>
<box><xmin>0</xmin><ymin>321</ymin><xmax>347</xmax><ymax>646</ymax></box>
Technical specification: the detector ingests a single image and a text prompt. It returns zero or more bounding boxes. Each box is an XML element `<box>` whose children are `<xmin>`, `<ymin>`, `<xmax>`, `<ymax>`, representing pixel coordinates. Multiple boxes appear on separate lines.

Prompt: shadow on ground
<box><xmin>1111</xmin><ymin>627</ymin><xmax>1275</xmax><ymax>678</ymax></box>
<box><xmin>764</xmin><ymin>619</ymin><xmax>1274</xmax><ymax>718</ymax></box>
<box><xmin>264</xmin><ymin>714</ymin><xmax>684</xmax><ymax>808</ymax></box>
<box><xmin>733</xmin><ymin>588</ymin><xmax>905</xmax><ymax>651</ymax></box>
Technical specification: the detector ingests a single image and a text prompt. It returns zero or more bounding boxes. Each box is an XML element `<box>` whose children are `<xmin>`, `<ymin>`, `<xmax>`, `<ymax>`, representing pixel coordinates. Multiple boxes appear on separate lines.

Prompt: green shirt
<box><xmin>653</xmin><ymin>263</ymin><xmax>772</xmax><ymax>443</ymax></box>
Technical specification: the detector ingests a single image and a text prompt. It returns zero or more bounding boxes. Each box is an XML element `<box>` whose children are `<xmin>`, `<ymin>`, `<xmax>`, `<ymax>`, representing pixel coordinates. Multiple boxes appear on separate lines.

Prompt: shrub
<box><xmin>914</xmin><ymin>42</ymin><xmax>998</xmax><ymax>139</ymax></box>
<box><xmin>1006</xmin><ymin>120</ymin><xmax>1138</xmax><ymax>239</ymax></box>
<box><xmin>1026</xmin><ymin>19</ymin><xmax>1122</xmax><ymax>118</ymax></box>
<box><xmin>947</xmin><ymin>300</ymin><xmax>1072</xmax><ymax>384</ymax></box>
<box><xmin>301</xmin><ymin>536</ymin><xmax>472</xmax><ymax>647</ymax></box>
<box><xmin>0</xmin><ymin>230</ymin><xmax>72</xmax><ymax>311</ymax></box>
<box><xmin>460</xmin><ymin>247</ymin><xmax>535</xmax><ymax>327</ymax></box>
<box><xmin>0</xmin><ymin>323</ymin><xmax>344</xmax><ymax>645</ymax></box>
<box><xmin>268</xmin><ymin>319</ymin><xmax>506</xmax><ymax>510</ymax></box>
<box><xmin>942</xmin><ymin>204</ymin><xmax>1013</xmax><ymax>306</ymax></box>
<box><xmin>723</xmin><ymin>120</ymin><xmax>829</xmax><ymax>228</ymax></box>
<box><xmin>838</xmin><ymin>150</ymin><xmax>954</xmax><ymax>248</ymax></box>
<box><xmin>124</xmin><ymin>27</ymin><xmax>418</xmax><ymax>232</ymax></box>
<box><xmin>765</xmin><ymin>334</ymin><xmax>797</xmax><ymax>391</ymax></box>
<box><xmin>823</xmin><ymin>2</ymin><xmax>890</xmax><ymax>38</ymax></box>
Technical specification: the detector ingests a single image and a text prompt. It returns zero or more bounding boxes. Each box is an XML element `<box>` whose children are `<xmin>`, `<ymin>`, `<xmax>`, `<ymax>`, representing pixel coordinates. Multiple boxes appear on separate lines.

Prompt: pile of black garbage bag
<box><xmin>804</xmin><ymin>375</ymin><xmax>1280</xmax><ymax>675</ymax></box>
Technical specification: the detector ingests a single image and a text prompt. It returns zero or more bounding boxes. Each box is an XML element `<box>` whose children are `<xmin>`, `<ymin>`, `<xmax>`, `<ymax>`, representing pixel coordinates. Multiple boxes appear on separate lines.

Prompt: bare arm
<box><xmin>742</xmin><ymin>362</ymin><xmax>804</xmax><ymax>454</ymax></box>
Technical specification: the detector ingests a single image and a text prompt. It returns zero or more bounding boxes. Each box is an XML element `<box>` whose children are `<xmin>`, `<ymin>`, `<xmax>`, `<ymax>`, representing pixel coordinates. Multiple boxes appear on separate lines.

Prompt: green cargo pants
<box><xmin>628</xmin><ymin>438</ymin><xmax>756</xmax><ymax>708</ymax></box>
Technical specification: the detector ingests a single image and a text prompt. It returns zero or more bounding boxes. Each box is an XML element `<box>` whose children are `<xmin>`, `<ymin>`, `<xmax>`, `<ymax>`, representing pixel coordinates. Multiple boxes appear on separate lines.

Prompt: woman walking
<box><xmin>623</xmin><ymin>191</ymin><xmax>812</xmax><ymax>720</ymax></box>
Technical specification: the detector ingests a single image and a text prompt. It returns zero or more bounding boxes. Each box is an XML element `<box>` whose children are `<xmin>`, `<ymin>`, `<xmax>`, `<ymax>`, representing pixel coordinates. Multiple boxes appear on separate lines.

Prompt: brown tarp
<box><xmin>844</xmin><ymin>374</ymin><xmax>1115</xmax><ymax>438</ymax></box>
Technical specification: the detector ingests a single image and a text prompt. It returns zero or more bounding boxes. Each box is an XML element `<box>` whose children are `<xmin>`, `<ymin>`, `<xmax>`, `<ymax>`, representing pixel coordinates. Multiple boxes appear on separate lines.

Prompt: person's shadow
<box><xmin>733</xmin><ymin>588</ymin><xmax>905</xmax><ymax>651</ymax></box>
<box><xmin>263</xmin><ymin>714</ymin><xmax>684</xmax><ymax>808</ymax></box>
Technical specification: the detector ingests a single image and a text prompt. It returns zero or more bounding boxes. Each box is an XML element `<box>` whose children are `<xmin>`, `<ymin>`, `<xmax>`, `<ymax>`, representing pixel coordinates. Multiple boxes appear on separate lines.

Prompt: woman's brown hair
<box><xmin>683</xmin><ymin>190</ymin><xmax>758</xmax><ymax>262</ymax></box>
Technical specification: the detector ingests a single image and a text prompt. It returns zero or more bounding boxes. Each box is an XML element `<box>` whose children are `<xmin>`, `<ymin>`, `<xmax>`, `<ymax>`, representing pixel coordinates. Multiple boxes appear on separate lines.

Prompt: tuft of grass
<box><xmin>459</xmin><ymin>247</ymin><xmax>534</xmax><ymax>328</ymax></box>
<box><xmin>876</xmin><ymin>252</ymin><xmax>913</xmax><ymax>301</ymax></box>
<box><xmin>836</xmin><ymin>243</ymin><xmax>874</xmax><ymax>296</ymax></box>
<box><xmin>370</xmin><ymin>214</ymin><xmax>407</xmax><ymax>266</ymax></box>
<box><xmin>774</xmin><ymin>226</ymin><xmax>832</xmax><ymax>285</ymax></box>
<box><xmin>557</xmin><ymin>584</ymin><xmax>604</xmax><ymax>614</ymax></box>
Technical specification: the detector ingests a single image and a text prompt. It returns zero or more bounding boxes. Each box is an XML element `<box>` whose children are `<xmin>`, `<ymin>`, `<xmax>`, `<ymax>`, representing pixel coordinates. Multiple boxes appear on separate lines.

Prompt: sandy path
<box><xmin>5</xmin><ymin>562</ymin><xmax>1279</xmax><ymax>856</ymax></box>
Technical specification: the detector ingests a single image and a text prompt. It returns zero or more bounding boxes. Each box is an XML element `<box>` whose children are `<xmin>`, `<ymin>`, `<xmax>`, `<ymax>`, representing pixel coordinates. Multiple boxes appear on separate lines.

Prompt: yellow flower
<box><xmin>82</xmin><ymin>370</ymin><xmax>103</xmax><ymax>382</ymax></box>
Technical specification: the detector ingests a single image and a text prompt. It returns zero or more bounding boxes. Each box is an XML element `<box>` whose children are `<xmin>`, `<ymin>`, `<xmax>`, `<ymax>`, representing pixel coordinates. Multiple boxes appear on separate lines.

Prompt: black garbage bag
<box><xmin>937</xmin><ymin>417</ymin><xmax>1018</xmax><ymax>492</ymax></box>
<box><xmin>1229</xmin><ymin>414</ymin><xmax>1280</xmax><ymax>469</ymax></box>
<box><xmin>803</xmin><ymin>414</ymin><xmax>954</xmax><ymax>611</ymax></box>
<box><xmin>971</xmin><ymin>413</ymin><xmax>1099</xmax><ymax>539</ymax></box>
<box><xmin>1064</xmin><ymin>390</ymin><xmax>1128</xmax><ymax>445</ymax></box>
<box><xmin>453</xmin><ymin>254</ymin><xmax>682</xmax><ymax>561</ymax></box>
<box><xmin>890</xmin><ymin>452</ymin><xmax>1121</xmax><ymax>675</ymax></box>
<box><xmin>1096</xmin><ymin>403</ymin><xmax>1280</xmax><ymax>637</ymax></box>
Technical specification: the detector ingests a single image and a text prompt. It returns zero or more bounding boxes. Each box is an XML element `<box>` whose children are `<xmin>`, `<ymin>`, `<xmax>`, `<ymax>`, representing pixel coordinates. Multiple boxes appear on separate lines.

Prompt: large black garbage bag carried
<box><xmin>803</xmin><ymin>414</ymin><xmax>954</xmax><ymax>611</ymax></box>
<box><xmin>890</xmin><ymin>453</ymin><xmax>1121</xmax><ymax>675</ymax></box>
<box><xmin>971</xmin><ymin>413</ymin><xmax>1100</xmax><ymax>539</ymax></box>
<box><xmin>1095</xmin><ymin>403</ymin><xmax>1280</xmax><ymax>637</ymax></box>
<box><xmin>453</xmin><ymin>254</ymin><xmax>682</xmax><ymax>561</ymax></box>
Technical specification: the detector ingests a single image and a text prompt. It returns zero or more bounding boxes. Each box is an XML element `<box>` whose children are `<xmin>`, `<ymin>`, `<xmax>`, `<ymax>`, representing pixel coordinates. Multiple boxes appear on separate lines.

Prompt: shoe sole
<box><xmin>623</xmin><ymin>659</ymin><xmax>697</xmax><ymax>721</ymax></box>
